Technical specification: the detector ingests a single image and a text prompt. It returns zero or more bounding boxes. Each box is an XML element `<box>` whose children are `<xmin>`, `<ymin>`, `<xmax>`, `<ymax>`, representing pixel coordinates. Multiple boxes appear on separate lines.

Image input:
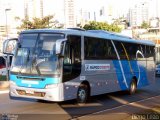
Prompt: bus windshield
<box><xmin>11</xmin><ymin>33</ymin><xmax>65</xmax><ymax>76</ymax></box>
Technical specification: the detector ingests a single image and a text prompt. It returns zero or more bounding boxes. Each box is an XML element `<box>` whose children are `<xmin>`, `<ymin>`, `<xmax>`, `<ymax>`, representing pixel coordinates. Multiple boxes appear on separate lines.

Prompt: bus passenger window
<box><xmin>63</xmin><ymin>43</ymin><xmax>72</xmax><ymax>74</ymax></box>
<box><xmin>114</xmin><ymin>41</ymin><xmax>127</xmax><ymax>60</ymax></box>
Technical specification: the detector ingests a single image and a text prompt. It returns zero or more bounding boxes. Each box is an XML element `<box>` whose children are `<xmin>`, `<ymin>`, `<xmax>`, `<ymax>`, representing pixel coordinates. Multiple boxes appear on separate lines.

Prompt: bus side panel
<box><xmin>146</xmin><ymin>60</ymin><xmax>155</xmax><ymax>85</ymax></box>
<box><xmin>62</xmin><ymin>60</ymin><xmax>154</xmax><ymax>101</ymax></box>
<box><xmin>135</xmin><ymin>60</ymin><xmax>149</xmax><ymax>88</ymax></box>
<box><xmin>113</xmin><ymin>60</ymin><xmax>149</xmax><ymax>90</ymax></box>
<box><xmin>113</xmin><ymin>60</ymin><xmax>132</xmax><ymax>90</ymax></box>
<box><xmin>82</xmin><ymin>60</ymin><xmax>121</xmax><ymax>96</ymax></box>
<box><xmin>63</xmin><ymin>80</ymin><xmax>80</xmax><ymax>101</ymax></box>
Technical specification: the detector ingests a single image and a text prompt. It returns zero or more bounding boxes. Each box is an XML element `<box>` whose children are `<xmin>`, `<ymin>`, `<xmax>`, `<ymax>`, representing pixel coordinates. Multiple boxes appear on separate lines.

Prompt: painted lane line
<box><xmin>0</xmin><ymin>90</ymin><xmax>9</xmax><ymax>94</ymax></box>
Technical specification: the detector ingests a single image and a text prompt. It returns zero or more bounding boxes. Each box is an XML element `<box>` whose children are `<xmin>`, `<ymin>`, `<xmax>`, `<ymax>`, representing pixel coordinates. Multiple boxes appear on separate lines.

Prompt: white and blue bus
<box><xmin>3</xmin><ymin>29</ymin><xmax>155</xmax><ymax>103</ymax></box>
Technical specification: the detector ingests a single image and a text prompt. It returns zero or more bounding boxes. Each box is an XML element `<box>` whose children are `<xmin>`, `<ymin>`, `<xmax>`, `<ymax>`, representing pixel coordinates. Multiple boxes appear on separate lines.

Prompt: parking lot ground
<box><xmin>77</xmin><ymin>95</ymin><xmax>160</xmax><ymax>120</ymax></box>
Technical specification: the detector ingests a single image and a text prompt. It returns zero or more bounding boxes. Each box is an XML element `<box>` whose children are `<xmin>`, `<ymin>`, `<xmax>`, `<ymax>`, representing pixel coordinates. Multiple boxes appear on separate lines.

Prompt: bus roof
<box><xmin>21</xmin><ymin>29</ymin><xmax>155</xmax><ymax>46</ymax></box>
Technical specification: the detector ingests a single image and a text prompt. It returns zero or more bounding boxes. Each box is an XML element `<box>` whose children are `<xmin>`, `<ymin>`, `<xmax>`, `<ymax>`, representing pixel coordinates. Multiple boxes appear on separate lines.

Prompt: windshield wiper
<box><xmin>32</xmin><ymin>56</ymin><xmax>44</xmax><ymax>75</ymax></box>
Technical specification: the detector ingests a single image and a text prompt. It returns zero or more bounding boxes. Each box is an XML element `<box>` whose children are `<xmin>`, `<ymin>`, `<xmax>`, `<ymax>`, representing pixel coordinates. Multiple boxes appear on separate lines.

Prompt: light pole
<box><xmin>5</xmin><ymin>8</ymin><xmax>11</xmax><ymax>39</ymax></box>
<box><xmin>5</xmin><ymin>8</ymin><xmax>11</xmax><ymax>81</ymax></box>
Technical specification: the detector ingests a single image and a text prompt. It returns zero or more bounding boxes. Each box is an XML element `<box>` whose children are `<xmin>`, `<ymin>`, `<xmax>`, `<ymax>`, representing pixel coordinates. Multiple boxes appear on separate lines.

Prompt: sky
<box><xmin>76</xmin><ymin>0</ymin><xmax>150</xmax><ymax>19</ymax></box>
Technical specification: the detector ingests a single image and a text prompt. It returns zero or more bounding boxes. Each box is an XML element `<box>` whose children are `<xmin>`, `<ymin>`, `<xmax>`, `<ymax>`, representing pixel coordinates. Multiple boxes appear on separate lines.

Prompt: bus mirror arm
<box><xmin>56</xmin><ymin>39</ymin><xmax>67</xmax><ymax>55</ymax></box>
<box><xmin>58</xmin><ymin>41</ymin><xmax>66</xmax><ymax>58</ymax></box>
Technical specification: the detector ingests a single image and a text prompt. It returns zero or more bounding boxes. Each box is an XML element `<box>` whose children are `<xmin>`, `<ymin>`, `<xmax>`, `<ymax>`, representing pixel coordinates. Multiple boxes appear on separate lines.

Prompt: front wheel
<box><xmin>77</xmin><ymin>84</ymin><xmax>89</xmax><ymax>104</ymax></box>
<box><xmin>129</xmin><ymin>80</ymin><xmax>137</xmax><ymax>95</ymax></box>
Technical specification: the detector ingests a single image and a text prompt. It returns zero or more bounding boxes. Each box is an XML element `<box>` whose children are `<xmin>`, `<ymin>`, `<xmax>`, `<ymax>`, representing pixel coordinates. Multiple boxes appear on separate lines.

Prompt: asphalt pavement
<box><xmin>0</xmin><ymin>78</ymin><xmax>160</xmax><ymax>120</ymax></box>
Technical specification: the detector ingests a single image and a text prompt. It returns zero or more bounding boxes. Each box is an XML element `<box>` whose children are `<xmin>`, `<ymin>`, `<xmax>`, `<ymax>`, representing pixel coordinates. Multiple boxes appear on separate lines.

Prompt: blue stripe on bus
<box><xmin>10</xmin><ymin>75</ymin><xmax>59</xmax><ymax>89</ymax></box>
<box><xmin>113</xmin><ymin>60</ymin><xmax>149</xmax><ymax>90</ymax></box>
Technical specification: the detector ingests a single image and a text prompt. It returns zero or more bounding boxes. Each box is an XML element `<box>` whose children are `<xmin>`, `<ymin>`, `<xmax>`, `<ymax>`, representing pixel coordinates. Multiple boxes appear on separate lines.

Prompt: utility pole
<box><xmin>5</xmin><ymin>8</ymin><xmax>11</xmax><ymax>81</ymax></box>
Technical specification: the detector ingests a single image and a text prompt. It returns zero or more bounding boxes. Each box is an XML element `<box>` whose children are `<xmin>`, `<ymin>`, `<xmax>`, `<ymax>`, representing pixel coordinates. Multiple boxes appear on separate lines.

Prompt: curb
<box><xmin>0</xmin><ymin>81</ymin><xmax>9</xmax><ymax>90</ymax></box>
<box><xmin>0</xmin><ymin>90</ymin><xmax>9</xmax><ymax>94</ymax></box>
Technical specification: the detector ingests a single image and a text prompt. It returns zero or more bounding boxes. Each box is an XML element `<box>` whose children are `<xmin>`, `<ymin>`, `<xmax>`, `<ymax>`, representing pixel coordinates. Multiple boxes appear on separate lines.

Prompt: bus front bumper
<box><xmin>9</xmin><ymin>84</ymin><xmax>64</xmax><ymax>102</ymax></box>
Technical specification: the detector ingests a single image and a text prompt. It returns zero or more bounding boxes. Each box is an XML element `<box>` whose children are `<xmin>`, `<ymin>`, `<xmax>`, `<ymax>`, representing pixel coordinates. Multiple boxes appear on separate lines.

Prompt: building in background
<box><xmin>64</xmin><ymin>0</ymin><xmax>77</xmax><ymax>28</ymax></box>
<box><xmin>0</xmin><ymin>0</ymin><xmax>160</xmax><ymax>38</ymax></box>
<box><xmin>150</xmin><ymin>18</ymin><xmax>159</xmax><ymax>28</ymax></box>
<box><xmin>148</xmin><ymin>0</ymin><xmax>160</xmax><ymax>19</ymax></box>
<box><xmin>129</xmin><ymin>1</ymin><xmax>149</xmax><ymax>27</ymax></box>
<box><xmin>76</xmin><ymin>9</ymin><xmax>90</xmax><ymax>27</ymax></box>
<box><xmin>24</xmin><ymin>0</ymin><xmax>43</xmax><ymax>19</ymax></box>
<box><xmin>97</xmin><ymin>4</ymin><xmax>114</xmax><ymax>24</ymax></box>
<box><xmin>128</xmin><ymin>0</ymin><xmax>160</xmax><ymax>27</ymax></box>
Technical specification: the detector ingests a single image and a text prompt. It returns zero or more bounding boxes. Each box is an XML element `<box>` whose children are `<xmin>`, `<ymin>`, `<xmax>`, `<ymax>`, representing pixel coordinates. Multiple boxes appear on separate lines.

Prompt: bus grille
<box><xmin>16</xmin><ymin>90</ymin><xmax>45</xmax><ymax>97</ymax></box>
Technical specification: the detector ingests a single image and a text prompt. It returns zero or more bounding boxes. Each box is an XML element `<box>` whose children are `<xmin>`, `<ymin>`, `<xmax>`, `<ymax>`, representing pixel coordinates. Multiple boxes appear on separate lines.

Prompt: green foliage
<box><xmin>141</xmin><ymin>21</ymin><xmax>150</xmax><ymax>29</ymax></box>
<box><xmin>0</xmin><ymin>76</ymin><xmax>6</xmax><ymax>81</ymax></box>
<box><xmin>83</xmin><ymin>21</ymin><xmax>122</xmax><ymax>32</ymax></box>
<box><xmin>17</xmin><ymin>15</ymin><xmax>57</xmax><ymax>31</ymax></box>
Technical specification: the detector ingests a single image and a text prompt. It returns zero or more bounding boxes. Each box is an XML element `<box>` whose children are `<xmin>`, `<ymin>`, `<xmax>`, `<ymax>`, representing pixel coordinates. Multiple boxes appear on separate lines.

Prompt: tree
<box><xmin>83</xmin><ymin>21</ymin><xmax>122</xmax><ymax>32</ymax></box>
<box><xmin>141</xmin><ymin>21</ymin><xmax>150</xmax><ymax>29</ymax></box>
<box><xmin>17</xmin><ymin>15</ymin><xmax>58</xmax><ymax>31</ymax></box>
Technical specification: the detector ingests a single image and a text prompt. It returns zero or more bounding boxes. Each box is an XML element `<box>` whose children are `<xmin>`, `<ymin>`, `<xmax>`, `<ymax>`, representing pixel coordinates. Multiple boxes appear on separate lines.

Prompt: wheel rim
<box><xmin>131</xmin><ymin>82</ymin><xmax>136</xmax><ymax>93</ymax></box>
<box><xmin>78</xmin><ymin>89</ymin><xmax>86</xmax><ymax>102</ymax></box>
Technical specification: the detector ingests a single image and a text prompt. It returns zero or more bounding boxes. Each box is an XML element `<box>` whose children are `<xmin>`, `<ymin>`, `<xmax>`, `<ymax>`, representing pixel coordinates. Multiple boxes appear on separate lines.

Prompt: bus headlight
<box><xmin>45</xmin><ymin>84</ymin><xmax>58</xmax><ymax>89</ymax></box>
<box><xmin>10</xmin><ymin>81</ymin><xmax>16</xmax><ymax>86</ymax></box>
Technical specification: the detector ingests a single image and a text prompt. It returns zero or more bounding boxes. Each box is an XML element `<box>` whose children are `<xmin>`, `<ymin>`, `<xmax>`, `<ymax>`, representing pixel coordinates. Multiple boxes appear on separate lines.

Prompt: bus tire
<box><xmin>77</xmin><ymin>84</ymin><xmax>89</xmax><ymax>104</ymax></box>
<box><xmin>129</xmin><ymin>79</ymin><xmax>137</xmax><ymax>95</ymax></box>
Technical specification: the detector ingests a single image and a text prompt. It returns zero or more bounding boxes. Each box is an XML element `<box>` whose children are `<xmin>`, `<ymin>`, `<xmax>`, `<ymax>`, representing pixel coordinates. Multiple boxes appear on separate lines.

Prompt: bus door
<box><xmin>63</xmin><ymin>35</ymin><xmax>81</xmax><ymax>82</ymax></box>
<box><xmin>62</xmin><ymin>35</ymin><xmax>81</xmax><ymax>99</ymax></box>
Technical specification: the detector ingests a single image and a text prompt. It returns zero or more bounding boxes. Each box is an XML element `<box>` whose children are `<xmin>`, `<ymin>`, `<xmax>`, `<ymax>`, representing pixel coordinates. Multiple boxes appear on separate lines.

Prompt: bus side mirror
<box><xmin>56</xmin><ymin>39</ymin><xmax>67</xmax><ymax>55</ymax></box>
<box><xmin>3</xmin><ymin>38</ymin><xmax>18</xmax><ymax>55</ymax></box>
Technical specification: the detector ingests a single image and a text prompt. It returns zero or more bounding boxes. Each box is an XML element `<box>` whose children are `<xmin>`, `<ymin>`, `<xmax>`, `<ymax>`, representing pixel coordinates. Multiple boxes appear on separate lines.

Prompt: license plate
<box><xmin>26</xmin><ymin>90</ymin><xmax>34</xmax><ymax>94</ymax></box>
<box><xmin>21</xmin><ymin>80</ymin><xmax>39</xmax><ymax>84</ymax></box>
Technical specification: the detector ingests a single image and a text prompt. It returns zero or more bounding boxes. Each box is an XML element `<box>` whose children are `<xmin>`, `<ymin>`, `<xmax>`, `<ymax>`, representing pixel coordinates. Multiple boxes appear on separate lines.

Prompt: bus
<box><xmin>3</xmin><ymin>29</ymin><xmax>155</xmax><ymax>103</ymax></box>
